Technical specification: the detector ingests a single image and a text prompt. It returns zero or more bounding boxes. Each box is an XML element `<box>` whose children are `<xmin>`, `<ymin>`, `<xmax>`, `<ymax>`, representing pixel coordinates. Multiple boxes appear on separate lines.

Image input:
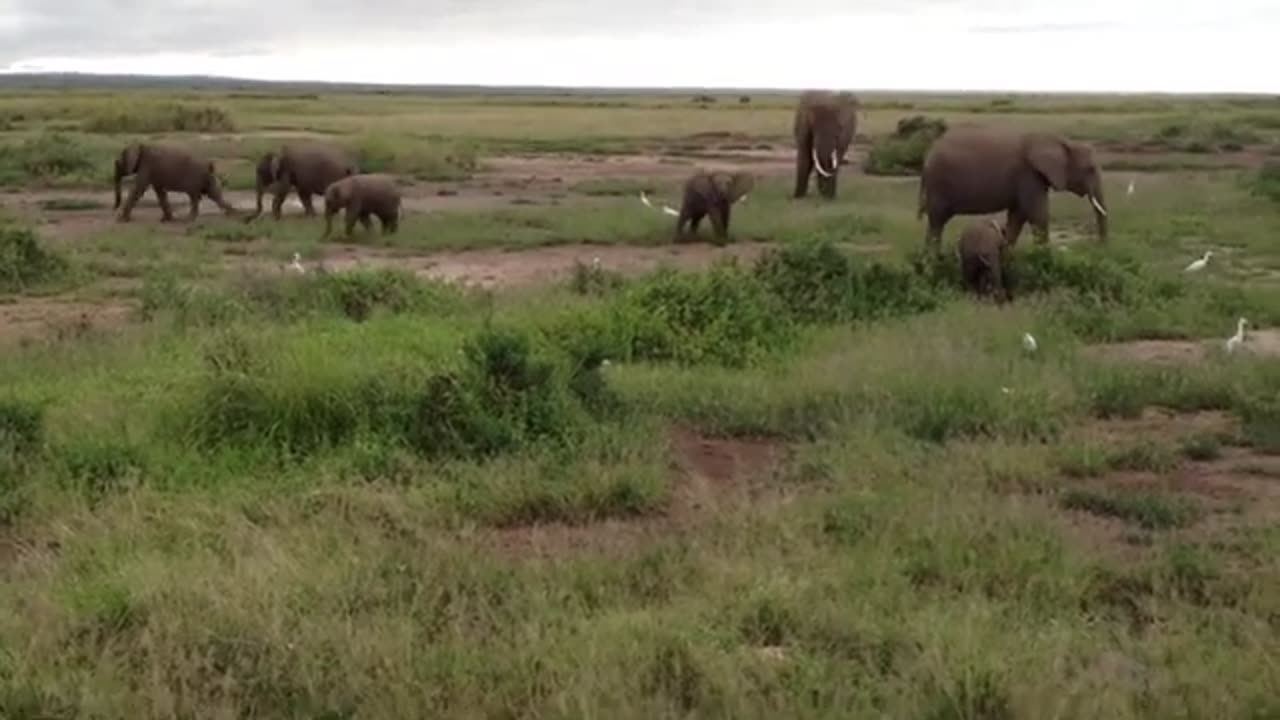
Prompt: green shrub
<box><xmin>352</xmin><ymin>133</ymin><xmax>479</xmax><ymax>181</ymax></box>
<box><xmin>0</xmin><ymin>132</ymin><xmax>102</xmax><ymax>186</ymax></box>
<box><xmin>864</xmin><ymin>115</ymin><xmax>947</xmax><ymax>176</ymax></box>
<box><xmin>608</xmin><ymin>261</ymin><xmax>797</xmax><ymax>368</ymax></box>
<box><xmin>0</xmin><ymin>224</ymin><xmax>69</xmax><ymax>293</ymax></box>
<box><xmin>406</xmin><ymin>326</ymin><xmax>593</xmax><ymax>459</ymax></box>
<box><xmin>0</xmin><ymin>398</ymin><xmax>44</xmax><ymax>457</ymax></box>
<box><xmin>56</xmin><ymin>439</ymin><xmax>146</xmax><ymax>504</ymax></box>
<box><xmin>84</xmin><ymin>103</ymin><xmax>236</xmax><ymax>134</ymax></box>
<box><xmin>1249</xmin><ymin>162</ymin><xmax>1280</xmax><ymax>205</ymax></box>
<box><xmin>753</xmin><ymin>240</ymin><xmax>947</xmax><ymax>325</ymax></box>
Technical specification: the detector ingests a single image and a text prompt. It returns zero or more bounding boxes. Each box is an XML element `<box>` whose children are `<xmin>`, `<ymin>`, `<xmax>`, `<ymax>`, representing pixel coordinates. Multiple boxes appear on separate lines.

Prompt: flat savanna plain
<box><xmin>2</xmin><ymin>88</ymin><xmax>1280</xmax><ymax>717</ymax></box>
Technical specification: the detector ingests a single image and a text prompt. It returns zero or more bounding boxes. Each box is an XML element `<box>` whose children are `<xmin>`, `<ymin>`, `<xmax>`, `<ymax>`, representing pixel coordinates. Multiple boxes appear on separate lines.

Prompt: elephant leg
<box><xmin>1003</xmin><ymin>212</ymin><xmax>1027</xmax><ymax>247</ymax></box>
<box><xmin>793</xmin><ymin>136</ymin><xmax>813</xmax><ymax>199</ymax></box>
<box><xmin>710</xmin><ymin>201</ymin><xmax>730</xmax><ymax>241</ymax></box>
<box><xmin>118</xmin><ymin>176</ymin><xmax>149</xmax><ymax>222</ymax></box>
<box><xmin>322</xmin><ymin>207</ymin><xmax>337</xmax><ymax>240</ymax></box>
<box><xmin>271</xmin><ymin>185</ymin><xmax>289</xmax><ymax>220</ymax></box>
<box><xmin>358</xmin><ymin>212</ymin><xmax>374</xmax><ymax>234</ymax></box>
<box><xmin>817</xmin><ymin>174</ymin><xmax>837</xmax><ymax>200</ymax></box>
<box><xmin>299</xmin><ymin>191</ymin><xmax>316</xmax><ymax>217</ymax></box>
<box><xmin>1017</xmin><ymin>187</ymin><xmax>1050</xmax><ymax>245</ymax></box>
<box><xmin>186</xmin><ymin>192</ymin><xmax>201</xmax><ymax>221</ymax></box>
<box><xmin>925</xmin><ymin>209</ymin><xmax>949</xmax><ymax>254</ymax></box>
<box><xmin>153</xmin><ymin>187</ymin><xmax>175</xmax><ymax>222</ymax></box>
<box><xmin>689</xmin><ymin>210</ymin><xmax>706</xmax><ymax>237</ymax></box>
<box><xmin>380</xmin><ymin>210</ymin><xmax>399</xmax><ymax>235</ymax></box>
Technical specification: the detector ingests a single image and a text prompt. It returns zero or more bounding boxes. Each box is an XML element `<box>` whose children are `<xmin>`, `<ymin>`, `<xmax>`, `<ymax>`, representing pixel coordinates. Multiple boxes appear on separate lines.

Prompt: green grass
<box><xmin>1</xmin><ymin>89</ymin><xmax>1280</xmax><ymax>716</ymax></box>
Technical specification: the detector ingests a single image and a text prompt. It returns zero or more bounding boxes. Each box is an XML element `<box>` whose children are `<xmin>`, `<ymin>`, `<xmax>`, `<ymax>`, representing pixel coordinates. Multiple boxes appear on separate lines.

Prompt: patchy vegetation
<box><xmin>864</xmin><ymin>115</ymin><xmax>948</xmax><ymax>176</ymax></box>
<box><xmin>83</xmin><ymin>102</ymin><xmax>237</xmax><ymax>134</ymax></box>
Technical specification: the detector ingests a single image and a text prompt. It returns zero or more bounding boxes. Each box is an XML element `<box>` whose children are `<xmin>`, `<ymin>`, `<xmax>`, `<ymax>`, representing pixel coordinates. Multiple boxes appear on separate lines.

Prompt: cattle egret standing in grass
<box><xmin>640</xmin><ymin>191</ymin><xmax>679</xmax><ymax>217</ymax></box>
<box><xmin>1185</xmin><ymin>251</ymin><xmax>1213</xmax><ymax>273</ymax></box>
<box><xmin>592</xmin><ymin>256</ymin><xmax>601</xmax><ymax>270</ymax></box>
<box><xmin>289</xmin><ymin>252</ymin><xmax>305</xmax><ymax>274</ymax></box>
<box><xmin>1225</xmin><ymin>317</ymin><xmax>1248</xmax><ymax>354</ymax></box>
<box><xmin>1127</xmin><ymin>177</ymin><xmax>1136</xmax><ymax>197</ymax></box>
<box><xmin>1022</xmin><ymin>333</ymin><xmax>1038</xmax><ymax>354</ymax></box>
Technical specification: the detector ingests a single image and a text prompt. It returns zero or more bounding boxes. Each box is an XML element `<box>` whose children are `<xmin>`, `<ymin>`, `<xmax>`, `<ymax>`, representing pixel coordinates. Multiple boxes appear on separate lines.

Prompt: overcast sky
<box><xmin>0</xmin><ymin>1</ymin><xmax>1276</xmax><ymax>92</ymax></box>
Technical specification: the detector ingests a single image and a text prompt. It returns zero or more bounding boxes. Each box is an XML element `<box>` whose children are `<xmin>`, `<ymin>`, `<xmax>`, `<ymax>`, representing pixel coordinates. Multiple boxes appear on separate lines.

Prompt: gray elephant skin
<box><xmin>793</xmin><ymin>90</ymin><xmax>860</xmax><ymax>199</ymax></box>
<box><xmin>322</xmin><ymin>174</ymin><xmax>402</xmax><ymax>240</ymax></box>
<box><xmin>957</xmin><ymin>218</ymin><xmax>1012</xmax><ymax>303</ymax></box>
<box><xmin>250</xmin><ymin>142</ymin><xmax>357</xmax><ymax>221</ymax></box>
<box><xmin>918</xmin><ymin>126</ymin><xmax>1109</xmax><ymax>252</ymax></box>
<box><xmin>114</xmin><ymin>142</ymin><xmax>237</xmax><ymax>222</ymax></box>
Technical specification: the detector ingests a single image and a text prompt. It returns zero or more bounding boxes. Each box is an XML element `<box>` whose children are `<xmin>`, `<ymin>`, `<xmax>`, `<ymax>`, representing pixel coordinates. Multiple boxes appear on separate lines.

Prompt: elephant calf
<box><xmin>114</xmin><ymin>142</ymin><xmax>237</xmax><ymax>222</ymax></box>
<box><xmin>322</xmin><ymin>174</ymin><xmax>401</xmax><ymax>240</ymax></box>
<box><xmin>642</xmin><ymin>170</ymin><xmax>754</xmax><ymax>243</ymax></box>
<box><xmin>957</xmin><ymin>218</ymin><xmax>1013</xmax><ymax>303</ymax></box>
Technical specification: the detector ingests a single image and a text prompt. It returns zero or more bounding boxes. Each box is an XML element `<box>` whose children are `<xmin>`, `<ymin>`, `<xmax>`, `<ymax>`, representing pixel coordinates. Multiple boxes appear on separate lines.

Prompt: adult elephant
<box><xmin>793</xmin><ymin>90</ymin><xmax>860</xmax><ymax>199</ymax></box>
<box><xmin>918</xmin><ymin>126</ymin><xmax>1108</xmax><ymax>252</ymax></box>
<box><xmin>113</xmin><ymin>142</ymin><xmax>237</xmax><ymax>222</ymax></box>
<box><xmin>247</xmin><ymin>141</ymin><xmax>357</xmax><ymax>221</ymax></box>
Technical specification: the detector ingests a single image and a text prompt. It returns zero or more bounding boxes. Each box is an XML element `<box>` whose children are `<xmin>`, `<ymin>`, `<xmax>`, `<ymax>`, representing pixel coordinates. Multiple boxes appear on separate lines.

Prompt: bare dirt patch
<box><xmin>315</xmin><ymin>240</ymin><xmax>778</xmax><ymax>289</ymax></box>
<box><xmin>1082</xmin><ymin>408</ymin><xmax>1238</xmax><ymax>444</ymax></box>
<box><xmin>1084</xmin><ymin>329</ymin><xmax>1280</xmax><ymax>365</ymax></box>
<box><xmin>490</xmin><ymin>428</ymin><xmax>789</xmax><ymax>558</ymax></box>
<box><xmin>0</xmin><ymin>296</ymin><xmax>134</xmax><ymax>349</ymax></box>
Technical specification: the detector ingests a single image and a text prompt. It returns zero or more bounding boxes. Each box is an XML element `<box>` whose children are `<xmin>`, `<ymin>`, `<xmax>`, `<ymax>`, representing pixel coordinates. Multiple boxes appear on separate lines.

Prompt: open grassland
<box><xmin>2</xmin><ymin>86</ymin><xmax>1280</xmax><ymax>717</ymax></box>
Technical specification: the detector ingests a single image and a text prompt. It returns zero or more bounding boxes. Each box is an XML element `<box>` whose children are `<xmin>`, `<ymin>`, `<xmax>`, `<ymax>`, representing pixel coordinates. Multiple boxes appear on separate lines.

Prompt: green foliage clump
<box><xmin>1061</xmin><ymin>488</ymin><xmax>1201</xmax><ymax>530</ymax></box>
<box><xmin>1249</xmin><ymin>161</ymin><xmax>1280</xmax><ymax>205</ymax></box>
<box><xmin>0</xmin><ymin>224</ymin><xmax>69</xmax><ymax>293</ymax></box>
<box><xmin>352</xmin><ymin>133</ymin><xmax>479</xmax><ymax>181</ymax></box>
<box><xmin>84</xmin><ymin>103</ymin><xmax>236</xmax><ymax>134</ymax></box>
<box><xmin>607</xmin><ymin>262</ymin><xmax>797</xmax><ymax>368</ymax></box>
<box><xmin>0</xmin><ymin>398</ymin><xmax>45</xmax><ymax>524</ymax></box>
<box><xmin>753</xmin><ymin>240</ymin><xmax>947</xmax><ymax>324</ymax></box>
<box><xmin>864</xmin><ymin>115</ymin><xmax>948</xmax><ymax>176</ymax></box>
<box><xmin>0</xmin><ymin>132</ymin><xmax>103</xmax><ymax>186</ymax></box>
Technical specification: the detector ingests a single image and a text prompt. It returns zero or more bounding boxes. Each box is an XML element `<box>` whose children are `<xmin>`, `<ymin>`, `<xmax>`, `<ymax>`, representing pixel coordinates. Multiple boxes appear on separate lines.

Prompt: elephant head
<box><xmin>113</xmin><ymin>143</ymin><xmax>144</xmax><ymax>210</ymax></box>
<box><xmin>794</xmin><ymin>91</ymin><xmax>860</xmax><ymax>200</ymax></box>
<box><xmin>718</xmin><ymin>171</ymin><xmax>755</xmax><ymax>204</ymax></box>
<box><xmin>1025</xmin><ymin>134</ymin><xmax>1108</xmax><ymax>241</ymax></box>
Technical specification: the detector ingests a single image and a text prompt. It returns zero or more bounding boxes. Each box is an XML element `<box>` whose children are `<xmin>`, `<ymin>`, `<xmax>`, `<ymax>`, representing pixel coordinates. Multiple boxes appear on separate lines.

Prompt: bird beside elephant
<box><xmin>957</xmin><ymin>218</ymin><xmax>1013</xmax><ymax>303</ymax></box>
<box><xmin>918</xmin><ymin>126</ymin><xmax>1108</xmax><ymax>253</ymax></box>
<box><xmin>322</xmin><ymin>174</ymin><xmax>402</xmax><ymax>240</ymax></box>
<box><xmin>248</xmin><ymin>141</ymin><xmax>357</xmax><ymax>222</ymax></box>
<box><xmin>640</xmin><ymin>170</ymin><xmax>754</xmax><ymax>243</ymax></box>
<box><xmin>113</xmin><ymin>142</ymin><xmax>238</xmax><ymax>223</ymax></box>
<box><xmin>793</xmin><ymin>90</ymin><xmax>860</xmax><ymax>200</ymax></box>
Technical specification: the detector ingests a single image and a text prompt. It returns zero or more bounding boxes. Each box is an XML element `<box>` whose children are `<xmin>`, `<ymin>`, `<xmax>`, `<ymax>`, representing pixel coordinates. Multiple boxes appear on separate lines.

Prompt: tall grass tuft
<box><xmin>0</xmin><ymin>224</ymin><xmax>69</xmax><ymax>293</ymax></box>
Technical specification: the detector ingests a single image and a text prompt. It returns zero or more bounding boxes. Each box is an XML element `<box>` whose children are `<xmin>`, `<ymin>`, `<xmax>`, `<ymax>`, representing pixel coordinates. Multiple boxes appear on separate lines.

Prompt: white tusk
<box><xmin>831</xmin><ymin>150</ymin><xmax>839</xmax><ymax>169</ymax></box>
<box><xmin>641</xmin><ymin>191</ymin><xmax>680</xmax><ymax>217</ymax></box>
<box><xmin>1089</xmin><ymin>195</ymin><xmax>1108</xmax><ymax>217</ymax></box>
<box><xmin>812</xmin><ymin>148</ymin><xmax>833</xmax><ymax>178</ymax></box>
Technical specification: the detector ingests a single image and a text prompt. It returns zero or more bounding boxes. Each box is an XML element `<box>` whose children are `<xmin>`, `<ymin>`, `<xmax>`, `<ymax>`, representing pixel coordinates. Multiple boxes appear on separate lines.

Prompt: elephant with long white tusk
<box><xmin>793</xmin><ymin>90</ymin><xmax>860</xmax><ymax>199</ymax></box>
<box><xmin>918</xmin><ymin>126</ymin><xmax>1109</xmax><ymax>253</ymax></box>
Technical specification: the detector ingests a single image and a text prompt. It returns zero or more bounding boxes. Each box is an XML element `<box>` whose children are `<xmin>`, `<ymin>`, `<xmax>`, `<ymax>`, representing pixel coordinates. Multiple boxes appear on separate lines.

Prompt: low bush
<box><xmin>84</xmin><ymin>103</ymin><xmax>236</xmax><ymax>134</ymax></box>
<box><xmin>0</xmin><ymin>132</ymin><xmax>103</xmax><ymax>187</ymax></box>
<box><xmin>864</xmin><ymin>115</ymin><xmax>948</xmax><ymax>176</ymax></box>
<box><xmin>1249</xmin><ymin>162</ymin><xmax>1280</xmax><ymax>205</ymax></box>
<box><xmin>0</xmin><ymin>224</ymin><xmax>70</xmax><ymax>293</ymax></box>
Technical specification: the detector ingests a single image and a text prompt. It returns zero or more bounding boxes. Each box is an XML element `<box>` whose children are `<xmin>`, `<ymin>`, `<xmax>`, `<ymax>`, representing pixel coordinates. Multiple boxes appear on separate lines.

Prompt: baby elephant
<box><xmin>957</xmin><ymin>218</ymin><xmax>1013</xmax><ymax>302</ymax></box>
<box><xmin>322</xmin><ymin>174</ymin><xmax>401</xmax><ymax>240</ymax></box>
<box><xmin>641</xmin><ymin>170</ymin><xmax>754</xmax><ymax>243</ymax></box>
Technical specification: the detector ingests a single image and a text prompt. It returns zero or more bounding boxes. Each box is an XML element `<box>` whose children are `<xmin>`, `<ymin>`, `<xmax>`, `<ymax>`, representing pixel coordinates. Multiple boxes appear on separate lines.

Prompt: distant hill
<box><xmin>0</xmin><ymin>72</ymin><xmax>806</xmax><ymax>96</ymax></box>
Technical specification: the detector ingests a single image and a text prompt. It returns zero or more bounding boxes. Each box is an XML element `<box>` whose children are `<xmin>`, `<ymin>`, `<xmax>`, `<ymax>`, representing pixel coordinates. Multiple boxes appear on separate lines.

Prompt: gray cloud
<box><xmin>0</xmin><ymin>0</ymin><xmax>939</xmax><ymax>63</ymax></box>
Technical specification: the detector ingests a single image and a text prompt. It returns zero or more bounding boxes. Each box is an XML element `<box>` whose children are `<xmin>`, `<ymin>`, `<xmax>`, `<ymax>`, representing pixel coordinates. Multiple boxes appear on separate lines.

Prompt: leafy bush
<box><xmin>1150</xmin><ymin>119</ymin><xmax>1261</xmax><ymax>153</ymax></box>
<box><xmin>0</xmin><ymin>398</ymin><xmax>44</xmax><ymax>457</ymax></box>
<box><xmin>84</xmin><ymin>103</ymin><xmax>236</xmax><ymax>134</ymax></box>
<box><xmin>352</xmin><ymin>133</ymin><xmax>479</xmax><ymax>181</ymax></box>
<box><xmin>864</xmin><ymin>115</ymin><xmax>948</xmax><ymax>176</ymax></box>
<box><xmin>407</xmin><ymin>326</ymin><xmax>591</xmax><ymax>459</ymax></box>
<box><xmin>607</xmin><ymin>261</ymin><xmax>797</xmax><ymax>368</ymax></box>
<box><xmin>0</xmin><ymin>224</ymin><xmax>69</xmax><ymax>293</ymax></box>
<box><xmin>0</xmin><ymin>132</ymin><xmax>103</xmax><ymax>187</ymax></box>
<box><xmin>753</xmin><ymin>240</ymin><xmax>947</xmax><ymax>324</ymax></box>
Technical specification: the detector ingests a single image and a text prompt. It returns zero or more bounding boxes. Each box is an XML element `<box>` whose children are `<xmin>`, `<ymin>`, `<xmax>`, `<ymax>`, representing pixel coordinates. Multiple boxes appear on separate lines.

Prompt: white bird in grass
<box><xmin>1184</xmin><ymin>251</ymin><xmax>1213</xmax><ymax>273</ymax></box>
<box><xmin>288</xmin><ymin>252</ymin><xmax>306</xmax><ymax>274</ymax></box>
<box><xmin>1225</xmin><ymin>317</ymin><xmax>1248</xmax><ymax>354</ymax></box>
<box><xmin>1127</xmin><ymin>176</ymin><xmax>1136</xmax><ymax>197</ymax></box>
<box><xmin>592</xmin><ymin>256</ymin><xmax>601</xmax><ymax>270</ymax></box>
<box><xmin>1022</xmin><ymin>332</ymin><xmax>1038</xmax><ymax>354</ymax></box>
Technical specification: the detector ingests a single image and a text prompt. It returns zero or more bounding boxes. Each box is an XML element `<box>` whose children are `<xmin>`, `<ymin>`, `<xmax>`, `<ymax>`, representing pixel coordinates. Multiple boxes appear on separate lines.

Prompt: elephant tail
<box><xmin>916</xmin><ymin>182</ymin><xmax>927</xmax><ymax>220</ymax></box>
<box><xmin>640</xmin><ymin>191</ymin><xmax>679</xmax><ymax>217</ymax></box>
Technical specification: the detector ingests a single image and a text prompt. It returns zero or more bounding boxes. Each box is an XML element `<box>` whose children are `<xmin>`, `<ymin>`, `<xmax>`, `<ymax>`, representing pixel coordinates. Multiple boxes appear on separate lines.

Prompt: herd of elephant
<box><xmin>112</xmin><ymin>140</ymin><xmax>401</xmax><ymax>239</ymax></box>
<box><xmin>110</xmin><ymin>89</ymin><xmax>1111</xmax><ymax>298</ymax></box>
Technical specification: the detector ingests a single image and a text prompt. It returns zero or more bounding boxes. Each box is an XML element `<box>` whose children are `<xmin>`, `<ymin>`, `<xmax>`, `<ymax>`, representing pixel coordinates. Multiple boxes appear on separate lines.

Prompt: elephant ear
<box><xmin>1026</xmin><ymin>136</ymin><xmax>1070</xmax><ymax>190</ymax></box>
<box><xmin>729</xmin><ymin>173</ymin><xmax>755</xmax><ymax>201</ymax></box>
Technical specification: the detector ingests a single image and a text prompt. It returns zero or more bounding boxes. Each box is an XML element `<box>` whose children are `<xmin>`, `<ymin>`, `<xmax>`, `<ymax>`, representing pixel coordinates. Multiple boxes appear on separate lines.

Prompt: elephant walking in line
<box><xmin>114</xmin><ymin>142</ymin><xmax>238</xmax><ymax>222</ymax></box>
<box><xmin>793</xmin><ymin>90</ymin><xmax>860</xmax><ymax>199</ymax></box>
<box><xmin>322</xmin><ymin>174</ymin><xmax>402</xmax><ymax>240</ymax></box>
<box><xmin>640</xmin><ymin>170</ymin><xmax>754</xmax><ymax>243</ymax></box>
<box><xmin>918</xmin><ymin>126</ymin><xmax>1108</xmax><ymax>253</ymax></box>
<box><xmin>248</xmin><ymin>142</ymin><xmax>357</xmax><ymax>221</ymax></box>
